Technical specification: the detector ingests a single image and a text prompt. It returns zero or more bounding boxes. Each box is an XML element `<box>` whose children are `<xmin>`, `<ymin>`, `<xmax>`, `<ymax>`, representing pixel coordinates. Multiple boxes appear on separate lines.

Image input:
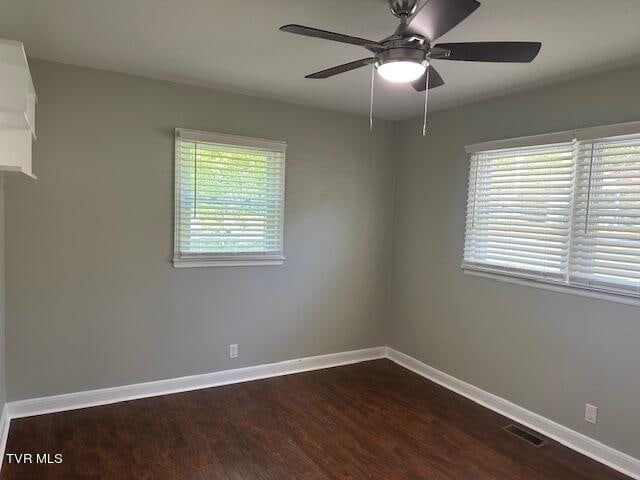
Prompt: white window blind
<box><xmin>464</xmin><ymin>142</ymin><xmax>576</xmax><ymax>281</ymax></box>
<box><xmin>463</xmin><ymin>122</ymin><xmax>640</xmax><ymax>300</ymax></box>
<box><xmin>174</xmin><ymin>129</ymin><xmax>286</xmax><ymax>267</ymax></box>
<box><xmin>570</xmin><ymin>134</ymin><xmax>640</xmax><ymax>295</ymax></box>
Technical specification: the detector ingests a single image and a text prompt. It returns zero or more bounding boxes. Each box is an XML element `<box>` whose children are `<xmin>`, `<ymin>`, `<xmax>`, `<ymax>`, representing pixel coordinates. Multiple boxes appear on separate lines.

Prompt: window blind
<box><xmin>463</xmin><ymin>122</ymin><xmax>640</xmax><ymax>300</ymax></box>
<box><xmin>570</xmin><ymin>134</ymin><xmax>640</xmax><ymax>295</ymax></box>
<box><xmin>174</xmin><ymin>129</ymin><xmax>286</xmax><ymax>267</ymax></box>
<box><xmin>463</xmin><ymin>142</ymin><xmax>576</xmax><ymax>281</ymax></box>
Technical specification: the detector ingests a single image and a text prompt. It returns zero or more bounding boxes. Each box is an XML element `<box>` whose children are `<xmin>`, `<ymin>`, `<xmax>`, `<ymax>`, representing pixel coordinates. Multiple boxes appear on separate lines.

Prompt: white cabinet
<box><xmin>0</xmin><ymin>39</ymin><xmax>36</xmax><ymax>178</ymax></box>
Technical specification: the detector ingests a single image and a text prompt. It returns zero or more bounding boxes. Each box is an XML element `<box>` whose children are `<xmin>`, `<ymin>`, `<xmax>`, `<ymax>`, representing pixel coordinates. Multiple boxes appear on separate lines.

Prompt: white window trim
<box><xmin>173</xmin><ymin>128</ymin><xmax>286</xmax><ymax>268</ymax></box>
<box><xmin>463</xmin><ymin>119</ymin><xmax>640</xmax><ymax>305</ymax></box>
<box><xmin>173</xmin><ymin>257</ymin><xmax>285</xmax><ymax>268</ymax></box>
<box><xmin>462</xmin><ymin>266</ymin><xmax>640</xmax><ymax>307</ymax></box>
<box><xmin>465</xmin><ymin>119</ymin><xmax>640</xmax><ymax>154</ymax></box>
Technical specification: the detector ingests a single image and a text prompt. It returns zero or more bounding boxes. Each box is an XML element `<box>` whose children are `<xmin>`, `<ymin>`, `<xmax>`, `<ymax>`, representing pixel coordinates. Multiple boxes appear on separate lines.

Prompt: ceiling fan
<box><xmin>280</xmin><ymin>0</ymin><xmax>541</xmax><ymax>133</ymax></box>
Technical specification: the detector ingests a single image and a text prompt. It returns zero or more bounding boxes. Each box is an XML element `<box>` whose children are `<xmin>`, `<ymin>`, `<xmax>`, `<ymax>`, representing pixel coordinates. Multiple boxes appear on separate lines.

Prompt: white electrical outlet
<box><xmin>585</xmin><ymin>403</ymin><xmax>598</xmax><ymax>424</ymax></box>
<box><xmin>229</xmin><ymin>344</ymin><xmax>238</xmax><ymax>359</ymax></box>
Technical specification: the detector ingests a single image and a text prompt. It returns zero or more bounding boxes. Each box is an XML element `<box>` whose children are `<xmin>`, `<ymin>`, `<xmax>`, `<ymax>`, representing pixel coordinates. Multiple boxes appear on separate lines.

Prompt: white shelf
<box><xmin>0</xmin><ymin>38</ymin><xmax>37</xmax><ymax>178</ymax></box>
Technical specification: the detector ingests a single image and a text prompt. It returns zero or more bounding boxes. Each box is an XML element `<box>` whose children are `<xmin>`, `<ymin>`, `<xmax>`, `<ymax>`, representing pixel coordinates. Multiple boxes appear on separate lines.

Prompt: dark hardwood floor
<box><xmin>1</xmin><ymin>359</ymin><xmax>630</xmax><ymax>479</ymax></box>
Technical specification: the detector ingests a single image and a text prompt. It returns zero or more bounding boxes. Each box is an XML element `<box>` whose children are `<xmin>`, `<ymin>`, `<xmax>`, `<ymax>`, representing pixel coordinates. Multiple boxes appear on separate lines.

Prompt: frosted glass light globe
<box><xmin>377</xmin><ymin>61</ymin><xmax>426</xmax><ymax>83</ymax></box>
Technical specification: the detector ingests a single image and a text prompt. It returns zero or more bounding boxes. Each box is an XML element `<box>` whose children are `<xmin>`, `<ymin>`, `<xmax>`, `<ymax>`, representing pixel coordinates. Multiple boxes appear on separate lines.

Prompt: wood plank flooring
<box><xmin>1</xmin><ymin>359</ymin><xmax>631</xmax><ymax>479</ymax></box>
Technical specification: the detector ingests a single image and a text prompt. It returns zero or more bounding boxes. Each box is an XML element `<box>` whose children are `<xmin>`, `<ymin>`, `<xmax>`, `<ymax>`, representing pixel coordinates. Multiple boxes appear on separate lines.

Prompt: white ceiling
<box><xmin>2</xmin><ymin>0</ymin><xmax>640</xmax><ymax>120</ymax></box>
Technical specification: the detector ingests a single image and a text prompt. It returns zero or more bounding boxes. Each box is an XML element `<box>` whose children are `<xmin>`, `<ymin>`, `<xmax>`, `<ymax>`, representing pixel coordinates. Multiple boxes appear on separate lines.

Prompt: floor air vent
<box><xmin>503</xmin><ymin>424</ymin><xmax>547</xmax><ymax>447</ymax></box>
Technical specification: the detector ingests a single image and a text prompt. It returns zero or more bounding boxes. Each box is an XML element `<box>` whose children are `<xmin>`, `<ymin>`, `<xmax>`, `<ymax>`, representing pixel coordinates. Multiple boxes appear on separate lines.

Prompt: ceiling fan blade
<box><xmin>407</xmin><ymin>0</ymin><xmax>480</xmax><ymax>42</ymax></box>
<box><xmin>411</xmin><ymin>66</ymin><xmax>445</xmax><ymax>92</ymax></box>
<box><xmin>280</xmin><ymin>24</ymin><xmax>383</xmax><ymax>51</ymax></box>
<box><xmin>306</xmin><ymin>58</ymin><xmax>374</xmax><ymax>79</ymax></box>
<box><xmin>435</xmin><ymin>42</ymin><xmax>542</xmax><ymax>62</ymax></box>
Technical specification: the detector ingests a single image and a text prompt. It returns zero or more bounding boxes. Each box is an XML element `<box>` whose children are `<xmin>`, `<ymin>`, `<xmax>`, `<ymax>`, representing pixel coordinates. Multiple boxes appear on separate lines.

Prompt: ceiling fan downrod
<box><xmin>388</xmin><ymin>0</ymin><xmax>419</xmax><ymax>18</ymax></box>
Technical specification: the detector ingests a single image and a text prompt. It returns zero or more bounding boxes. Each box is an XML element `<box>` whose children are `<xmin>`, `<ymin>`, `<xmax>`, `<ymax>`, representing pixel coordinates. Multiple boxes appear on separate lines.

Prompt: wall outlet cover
<box><xmin>229</xmin><ymin>344</ymin><xmax>238</xmax><ymax>359</ymax></box>
<box><xmin>585</xmin><ymin>403</ymin><xmax>598</xmax><ymax>424</ymax></box>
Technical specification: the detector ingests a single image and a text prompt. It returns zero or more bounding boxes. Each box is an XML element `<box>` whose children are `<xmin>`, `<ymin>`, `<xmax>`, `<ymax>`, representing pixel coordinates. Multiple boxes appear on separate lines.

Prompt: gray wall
<box><xmin>5</xmin><ymin>59</ymin><xmax>397</xmax><ymax>400</ymax></box>
<box><xmin>0</xmin><ymin>178</ymin><xmax>5</xmax><ymax>409</ymax></box>
<box><xmin>391</xmin><ymin>63</ymin><xmax>640</xmax><ymax>458</ymax></box>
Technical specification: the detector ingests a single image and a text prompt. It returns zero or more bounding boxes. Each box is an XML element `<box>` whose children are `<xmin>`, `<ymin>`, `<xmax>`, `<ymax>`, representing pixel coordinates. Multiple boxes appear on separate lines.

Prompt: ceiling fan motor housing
<box><xmin>375</xmin><ymin>47</ymin><xmax>429</xmax><ymax>70</ymax></box>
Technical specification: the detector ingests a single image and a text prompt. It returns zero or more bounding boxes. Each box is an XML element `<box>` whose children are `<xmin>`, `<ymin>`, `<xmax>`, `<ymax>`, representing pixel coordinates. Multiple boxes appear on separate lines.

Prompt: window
<box><xmin>570</xmin><ymin>135</ymin><xmax>640</xmax><ymax>294</ymax></box>
<box><xmin>174</xmin><ymin>129</ymin><xmax>286</xmax><ymax>267</ymax></box>
<box><xmin>463</xmin><ymin>121</ymin><xmax>640</xmax><ymax>300</ymax></box>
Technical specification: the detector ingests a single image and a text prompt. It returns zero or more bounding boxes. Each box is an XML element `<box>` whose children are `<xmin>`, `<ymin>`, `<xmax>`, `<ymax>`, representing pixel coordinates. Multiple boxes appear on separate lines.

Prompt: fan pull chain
<box><xmin>369</xmin><ymin>61</ymin><xmax>375</xmax><ymax>131</ymax></box>
<box><xmin>422</xmin><ymin>66</ymin><xmax>430</xmax><ymax>136</ymax></box>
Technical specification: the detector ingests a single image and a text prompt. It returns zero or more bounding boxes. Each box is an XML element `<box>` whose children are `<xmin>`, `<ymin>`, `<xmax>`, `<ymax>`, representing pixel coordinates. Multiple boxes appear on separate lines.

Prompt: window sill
<box><xmin>462</xmin><ymin>266</ymin><xmax>640</xmax><ymax>307</ymax></box>
<box><xmin>173</xmin><ymin>257</ymin><xmax>285</xmax><ymax>268</ymax></box>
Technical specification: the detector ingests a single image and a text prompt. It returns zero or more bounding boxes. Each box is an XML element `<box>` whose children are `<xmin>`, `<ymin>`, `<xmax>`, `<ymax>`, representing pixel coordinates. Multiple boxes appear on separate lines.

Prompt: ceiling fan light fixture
<box><xmin>376</xmin><ymin>60</ymin><xmax>426</xmax><ymax>83</ymax></box>
<box><xmin>374</xmin><ymin>47</ymin><xmax>429</xmax><ymax>83</ymax></box>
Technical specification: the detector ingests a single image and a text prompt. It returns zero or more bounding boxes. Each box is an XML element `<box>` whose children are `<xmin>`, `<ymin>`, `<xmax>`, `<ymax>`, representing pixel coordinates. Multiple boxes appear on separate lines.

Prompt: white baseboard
<box><xmin>3</xmin><ymin>346</ymin><xmax>639</xmax><ymax>479</ymax></box>
<box><xmin>0</xmin><ymin>404</ymin><xmax>8</xmax><ymax>467</ymax></box>
<box><xmin>386</xmin><ymin>348</ymin><xmax>640</xmax><ymax>480</ymax></box>
<box><xmin>7</xmin><ymin>346</ymin><xmax>386</xmax><ymax>419</ymax></box>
